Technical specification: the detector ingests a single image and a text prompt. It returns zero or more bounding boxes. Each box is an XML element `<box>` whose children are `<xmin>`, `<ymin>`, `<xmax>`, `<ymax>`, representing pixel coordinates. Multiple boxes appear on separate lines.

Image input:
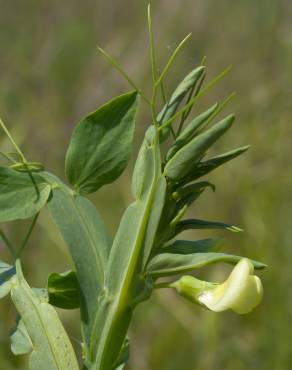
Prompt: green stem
<box><xmin>0</xmin><ymin>151</ymin><xmax>17</xmax><ymax>164</ymax></box>
<box><xmin>159</xmin><ymin>75</ymin><xmax>167</xmax><ymax>104</ymax></box>
<box><xmin>148</xmin><ymin>4</ymin><xmax>158</xmax><ymax>85</ymax></box>
<box><xmin>97</xmin><ymin>46</ymin><xmax>151</xmax><ymax>105</ymax></box>
<box><xmin>154</xmin><ymin>282</ymin><xmax>172</xmax><ymax>290</ymax></box>
<box><xmin>26</xmin><ymin>167</ymin><xmax>41</xmax><ymax>200</ymax></box>
<box><xmin>0</xmin><ymin>118</ymin><xmax>26</xmax><ymax>162</ymax></box>
<box><xmin>17</xmin><ymin>212</ymin><xmax>39</xmax><ymax>257</ymax></box>
<box><xmin>151</xmin><ymin>34</ymin><xmax>192</xmax><ymax>127</ymax></box>
<box><xmin>154</xmin><ymin>33</ymin><xmax>192</xmax><ymax>90</ymax></box>
<box><xmin>0</xmin><ymin>229</ymin><xmax>17</xmax><ymax>260</ymax></box>
<box><xmin>90</xmin><ymin>130</ymin><xmax>162</xmax><ymax>370</ymax></box>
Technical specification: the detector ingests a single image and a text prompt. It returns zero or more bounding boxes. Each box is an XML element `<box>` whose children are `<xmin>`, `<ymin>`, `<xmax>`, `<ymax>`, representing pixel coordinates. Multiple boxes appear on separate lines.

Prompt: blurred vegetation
<box><xmin>0</xmin><ymin>0</ymin><xmax>292</xmax><ymax>369</ymax></box>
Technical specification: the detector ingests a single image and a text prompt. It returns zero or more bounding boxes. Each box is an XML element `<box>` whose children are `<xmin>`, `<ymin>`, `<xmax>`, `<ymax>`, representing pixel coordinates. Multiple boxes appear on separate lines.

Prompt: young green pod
<box><xmin>166</xmin><ymin>103</ymin><xmax>218</xmax><ymax>161</ymax></box>
<box><xmin>164</xmin><ymin>115</ymin><xmax>235</xmax><ymax>181</ymax></box>
<box><xmin>184</xmin><ymin>145</ymin><xmax>250</xmax><ymax>183</ymax></box>
<box><xmin>158</xmin><ymin>66</ymin><xmax>205</xmax><ymax>141</ymax></box>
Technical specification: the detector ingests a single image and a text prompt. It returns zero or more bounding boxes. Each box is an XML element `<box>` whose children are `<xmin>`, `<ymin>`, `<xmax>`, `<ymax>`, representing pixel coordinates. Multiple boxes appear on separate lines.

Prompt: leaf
<box><xmin>11</xmin><ymin>319</ymin><xmax>33</xmax><ymax>355</ymax></box>
<box><xmin>157</xmin><ymin>67</ymin><xmax>205</xmax><ymax>140</ymax></box>
<box><xmin>166</xmin><ymin>103</ymin><xmax>218</xmax><ymax>160</ymax></box>
<box><xmin>184</xmin><ymin>145</ymin><xmax>250</xmax><ymax>183</ymax></box>
<box><xmin>161</xmin><ymin>238</ymin><xmax>224</xmax><ymax>254</ymax></box>
<box><xmin>65</xmin><ymin>91</ymin><xmax>139</xmax><ymax>194</ymax></box>
<box><xmin>0</xmin><ymin>167</ymin><xmax>51</xmax><ymax>222</ymax></box>
<box><xmin>175</xmin><ymin>218</ymin><xmax>243</xmax><ymax>236</ymax></box>
<box><xmin>90</xmin><ymin>127</ymin><xmax>166</xmax><ymax>369</ymax></box>
<box><xmin>154</xmin><ymin>209</ymin><xmax>239</xmax><ymax>250</ymax></box>
<box><xmin>10</xmin><ymin>260</ymin><xmax>79</xmax><ymax>369</ymax></box>
<box><xmin>146</xmin><ymin>252</ymin><xmax>266</xmax><ymax>277</ymax></box>
<box><xmin>48</xmin><ymin>270</ymin><xmax>80</xmax><ymax>309</ymax></box>
<box><xmin>164</xmin><ymin>115</ymin><xmax>235</xmax><ymax>181</ymax></box>
<box><xmin>44</xmin><ymin>173</ymin><xmax>110</xmax><ymax>345</ymax></box>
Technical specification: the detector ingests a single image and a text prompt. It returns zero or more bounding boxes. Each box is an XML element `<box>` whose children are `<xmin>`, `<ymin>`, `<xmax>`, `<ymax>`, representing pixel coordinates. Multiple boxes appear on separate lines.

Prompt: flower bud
<box><xmin>172</xmin><ymin>258</ymin><xmax>263</xmax><ymax>314</ymax></box>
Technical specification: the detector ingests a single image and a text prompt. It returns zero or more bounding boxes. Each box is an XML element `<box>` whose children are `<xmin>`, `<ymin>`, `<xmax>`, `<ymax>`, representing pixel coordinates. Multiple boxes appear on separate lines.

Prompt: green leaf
<box><xmin>164</xmin><ymin>115</ymin><xmax>235</xmax><ymax>181</ymax></box>
<box><xmin>157</xmin><ymin>67</ymin><xmax>205</xmax><ymax>140</ymax></box>
<box><xmin>0</xmin><ymin>167</ymin><xmax>51</xmax><ymax>222</ymax></box>
<box><xmin>184</xmin><ymin>145</ymin><xmax>250</xmax><ymax>183</ymax></box>
<box><xmin>65</xmin><ymin>91</ymin><xmax>139</xmax><ymax>194</ymax></box>
<box><xmin>175</xmin><ymin>218</ymin><xmax>243</xmax><ymax>235</ymax></box>
<box><xmin>10</xmin><ymin>260</ymin><xmax>79</xmax><ymax>369</ymax></box>
<box><xmin>155</xmin><ymin>215</ymin><xmax>240</xmax><ymax>253</ymax></box>
<box><xmin>161</xmin><ymin>238</ymin><xmax>224</xmax><ymax>254</ymax></box>
<box><xmin>11</xmin><ymin>319</ymin><xmax>33</xmax><ymax>355</ymax></box>
<box><xmin>48</xmin><ymin>270</ymin><xmax>80</xmax><ymax>309</ymax></box>
<box><xmin>45</xmin><ymin>173</ymin><xmax>110</xmax><ymax>346</ymax></box>
<box><xmin>146</xmin><ymin>252</ymin><xmax>266</xmax><ymax>277</ymax></box>
<box><xmin>166</xmin><ymin>103</ymin><xmax>218</xmax><ymax>160</ymax></box>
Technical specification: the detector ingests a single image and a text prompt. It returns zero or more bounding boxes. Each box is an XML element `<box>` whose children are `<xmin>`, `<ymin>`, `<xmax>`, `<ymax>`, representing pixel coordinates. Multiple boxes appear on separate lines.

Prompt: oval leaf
<box><xmin>0</xmin><ymin>167</ymin><xmax>51</xmax><ymax>222</ymax></box>
<box><xmin>65</xmin><ymin>91</ymin><xmax>139</xmax><ymax>194</ymax></box>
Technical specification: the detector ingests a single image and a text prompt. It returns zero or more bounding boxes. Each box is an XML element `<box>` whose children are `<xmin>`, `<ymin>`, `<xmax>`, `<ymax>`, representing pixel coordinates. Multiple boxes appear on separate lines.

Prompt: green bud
<box><xmin>172</xmin><ymin>258</ymin><xmax>263</xmax><ymax>314</ymax></box>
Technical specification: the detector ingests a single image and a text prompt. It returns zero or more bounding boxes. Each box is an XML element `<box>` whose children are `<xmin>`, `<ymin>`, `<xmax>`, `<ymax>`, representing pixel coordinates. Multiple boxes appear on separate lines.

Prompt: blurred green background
<box><xmin>0</xmin><ymin>0</ymin><xmax>292</xmax><ymax>369</ymax></box>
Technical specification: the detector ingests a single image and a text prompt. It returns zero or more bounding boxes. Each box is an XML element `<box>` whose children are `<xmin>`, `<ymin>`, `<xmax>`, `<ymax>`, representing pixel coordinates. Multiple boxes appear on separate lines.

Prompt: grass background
<box><xmin>0</xmin><ymin>0</ymin><xmax>292</xmax><ymax>369</ymax></box>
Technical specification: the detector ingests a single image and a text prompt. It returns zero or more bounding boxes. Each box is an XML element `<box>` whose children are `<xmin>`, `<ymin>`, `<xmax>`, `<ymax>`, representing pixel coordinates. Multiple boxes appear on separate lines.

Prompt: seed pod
<box><xmin>164</xmin><ymin>115</ymin><xmax>235</xmax><ymax>181</ymax></box>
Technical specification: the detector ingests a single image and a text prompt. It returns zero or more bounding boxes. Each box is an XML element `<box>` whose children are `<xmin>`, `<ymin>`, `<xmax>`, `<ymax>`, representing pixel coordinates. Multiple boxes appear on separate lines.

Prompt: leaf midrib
<box><xmin>13</xmin><ymin>272</ymin><xmax>62</xmax><ymax>370</ymax></box>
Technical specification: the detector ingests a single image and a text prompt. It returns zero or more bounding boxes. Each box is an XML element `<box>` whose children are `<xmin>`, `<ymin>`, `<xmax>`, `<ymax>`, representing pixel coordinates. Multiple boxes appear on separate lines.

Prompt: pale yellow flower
<box><xmin>172</xmin><ymin>258</ymin><xmax>263</xmax><ymax>314</ymax></box>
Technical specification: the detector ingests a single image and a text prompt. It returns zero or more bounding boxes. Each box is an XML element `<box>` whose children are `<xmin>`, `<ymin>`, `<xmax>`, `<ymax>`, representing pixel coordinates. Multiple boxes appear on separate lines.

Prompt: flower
<box><xmin>171</xmin><ymin>258</ymin><xmax>263</xmax><ymax>314</ymax></box>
